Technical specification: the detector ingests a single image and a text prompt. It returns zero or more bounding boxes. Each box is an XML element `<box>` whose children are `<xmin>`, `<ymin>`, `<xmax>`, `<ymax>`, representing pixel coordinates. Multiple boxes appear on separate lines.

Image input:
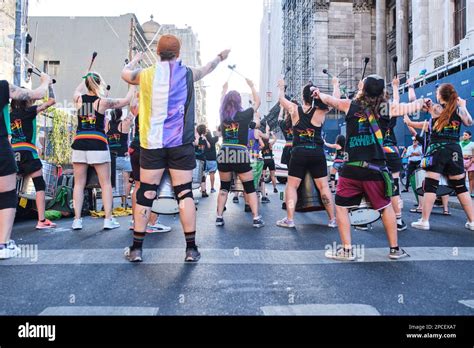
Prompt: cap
<box><xmin>157</xmin><ymin>34</ymin><xmax>181</xmax><ymax>57</ymax></box>
<box><xmin>363</xmin><ymin>75</ymin><xmax>385</xmax><ymax>98</ymax></box>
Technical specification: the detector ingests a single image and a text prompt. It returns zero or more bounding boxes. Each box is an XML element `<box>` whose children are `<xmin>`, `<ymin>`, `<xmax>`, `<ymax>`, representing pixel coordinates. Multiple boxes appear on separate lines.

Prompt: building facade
<box><xmin>1</xmin><ymin>0</ymin><xmax>17</xmax><ymax>82</ymax></box>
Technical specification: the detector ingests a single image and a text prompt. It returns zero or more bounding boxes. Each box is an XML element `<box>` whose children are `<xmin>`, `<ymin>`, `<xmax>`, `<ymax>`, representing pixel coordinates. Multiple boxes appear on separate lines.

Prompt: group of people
<box><xmin>1</xmin><ymin>33</ymin><xmax>473</xmax><ymax>263</ymax></box>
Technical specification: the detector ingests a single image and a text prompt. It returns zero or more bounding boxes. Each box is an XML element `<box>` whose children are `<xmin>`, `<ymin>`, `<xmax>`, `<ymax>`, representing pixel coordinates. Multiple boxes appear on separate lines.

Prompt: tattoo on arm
<box><xmin>9</xmin><ymin>84</ymin><xmax>30</xmax><ymax>101</ymax></box>
<box><xmin>192</xmin><ymin>57</ymin><xmax>220</xmax><ymax>82</ymax></box>
<box><xmin>130</xmin><ymin>68</ymin><xmax>142</xmax><ymax>83</ymax></box>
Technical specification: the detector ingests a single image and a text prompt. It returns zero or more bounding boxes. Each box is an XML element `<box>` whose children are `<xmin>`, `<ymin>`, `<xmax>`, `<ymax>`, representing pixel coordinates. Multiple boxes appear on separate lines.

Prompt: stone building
<box><xmin>1</xmin><ymin>0</ymin><xmax>17</xmax><ymax>81</ymax></box>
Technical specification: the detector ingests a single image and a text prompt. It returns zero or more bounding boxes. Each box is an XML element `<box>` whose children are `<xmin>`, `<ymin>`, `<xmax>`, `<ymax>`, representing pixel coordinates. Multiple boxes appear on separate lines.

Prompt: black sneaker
<box><xmin>244</xmin><ymin>204</ymin><xmax>252</xmax><ymax>213</ymax></box>
<box><xmin>253</xmin><ymin>216</ymin><xmax>265</xmax><ymax>228</ymax></box>
<box><xmin>233</xmin><ymin>197</ymin><xmax>239</xmax><ymax>204</ymax></box>
<box><xmin>389</xmin><ymin>248</ymin><xmax>410</xmax><ymax>260</ymax></box>
<box><xmin>261</xmin><ymin>197</ymin><xmax>270</xmax><ymax>204</ymax></box>
<box><xmin>273</xmin><ymin>188</ymin><xmax>278</xmax><ymax>193</ymax></box>
<box><xmin>397</xmin><ymin>220</ymin><xmax>408</xmax><ymax>232</ymax></box>
<box><xmin>124</xmin><ymin>247</ymin><xmax>143</xmax><ymax>263</ymax></box>
<box><xmin>202</xmin><ymin>192</ymin><xmax>209</xmax><ymax>198</ymax></box>
<box><xmin>185</xmin><ymin>246</ymin><xmax>201</xmax><ymax>262</ymax></box>
<box><xmin>216</xmin><ymin>217</ymin><xmax>225</xmax><ymax>227</ymax></box>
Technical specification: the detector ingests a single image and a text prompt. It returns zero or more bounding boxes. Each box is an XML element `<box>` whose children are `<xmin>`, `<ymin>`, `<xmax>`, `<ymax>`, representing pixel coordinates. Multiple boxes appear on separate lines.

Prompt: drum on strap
<box><xmin>192</xmin><ymin>160</ymin><xmax>205</xmax><ymax>190</ymax></box>
<box><xmin>86</xmin><ymin>152</ymin><xmax>117</xmax><ymax>189</ymax></box>
<box><xmin>18</xmin><ymin>160</ymin><xmax>60</xmax><ymax>200</ymax></box>
<box><xmin>414</xmin><ymin>168</ymin><xmax>453</xmax><ymax>196</ymax></box>
<box><xmin>230</xmin><ymin>172</ymin><xmax>244</xmax><ymax>192</ymax></box>
<box><xmin>294</xmin><ymin>171</ymin><xmax>325</xmax><ymax>213</ymax></box>
<box><xmin>152</xmin><ymin>170</ymin><xmax>179</xmax><ymax>215</ymax></box>
<box><xmin>349</xmin><ymin>198</ymin><xmax>381</xmax><ymax>226</ymax></box>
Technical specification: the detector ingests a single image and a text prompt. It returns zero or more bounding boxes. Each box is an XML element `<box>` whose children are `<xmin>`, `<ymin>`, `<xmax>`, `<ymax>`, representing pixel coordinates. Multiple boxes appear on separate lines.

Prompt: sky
<box><xmin>29</xmin><ymin>0</ymin><xmax>264</xmax><ymax>129</ymax></box>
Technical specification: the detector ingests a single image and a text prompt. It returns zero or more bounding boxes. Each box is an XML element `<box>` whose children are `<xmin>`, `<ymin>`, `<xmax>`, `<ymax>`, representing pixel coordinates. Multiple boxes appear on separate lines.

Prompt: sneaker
<box><xmin>273</xmin><ymin>188</ymin><xmax>278</xmax><ymax>194</ymax></box>
<box><xmin>211</xmin><ymin>189</ymin><xmax>216</xmax><ymax>193</ymax></box>
<box><xmin>124</xmin><ymin>247</ymin><xmax>142</xmax><ymax>263</ymax></box>
<box><xmin>147</xmin><ymin>222</ymin><xmax>172</xmax><ymax>233</ymax></box>
<box><xmin>411</xmin><ymin>219</ymin><xmax>430</xmax><ymax>231</ymax></box>
<box><xmin>465</xmin><ymin>221</ymin><xmax>474</xmax><ymax>231</ymax></box>
<box><xmin>0</xmin><ymin>240</ymin><xmax>21</xmax><ymax>260</ymax></box>
<box><xmin>402</xmin><ymin>189</ymin><xmax>409</xmax><ymax>193</ymax></box>
<box><xmin>185</xmin><ymin>246</ymin><xmax>201</xmax><ymax>262</ymax></box>
<box><xmin>104</xmin><ymin>217</ymin><xmax>120</xmax><ymax>230</ymax></box>
<box><xmin>202</xmin><ymin>192</ymin><xmax>209</xmax><ymax>198</ymax></box>
<box><xmin>216</xmin><ymin>217</ymin><xmax>225</xmax><ymax>227</ymax></box>
<box><xmin>253</xmin><ymin>216</ymin><xmax>265</xmax><ymax>228</ymax></box>
<box><xmin>233</xmin><ymin>197</ymin><xmax>239</xmax><ymax>204</ymax></box>
<box><xmin>276</xmin><ymin>217</ymin><xmax>295</xmax><ymax>228</ymax></box>
<box><xmin>355</xmin><ymin>224</ymin><xmax>369</xmax><ymax>231</ymax></box>
<box><xmin>328</xmin><ymin>219</ymin><xmax>337</xmax><ymax>228</ymax></box>
<box><xmin>325</xmin><ymin>247</ymin><xmax>356</xmax><ymax>261</ymax></box>
<box><xmin>389</xmin><ymin>248</ymin><xmax>410</xmax><ymax>260</ymax></box>
<box><xmin>261</xmin><ymin>196</ymin><xmax>270</xmax><ymax>204</ymax></box>
<box><xmin>244</xmin><ymin>204</ymin><xmax>251</xmax><ymax>213</ymax></box>
<box><xmin>36</xmin><ymin>219</ymin><xmax>57</xmax><ymax>230</ymax></box>
<box><xmin>397</xmin><ymin>220</ymin><xmax>408</xmax><ymax>232</ymax></box>
<box><xmin>72</xmin><ymin>218</ymin><xmax>83</xmax><ymax>230</ymax></box>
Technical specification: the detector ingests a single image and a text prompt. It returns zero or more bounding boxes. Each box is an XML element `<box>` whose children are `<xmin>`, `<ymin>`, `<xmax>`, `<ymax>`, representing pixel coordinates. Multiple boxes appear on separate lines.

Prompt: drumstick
<box><xmin>88</xmin><ymin>52</ymin><xmax>98</xmax><ymax>72</ymax></box>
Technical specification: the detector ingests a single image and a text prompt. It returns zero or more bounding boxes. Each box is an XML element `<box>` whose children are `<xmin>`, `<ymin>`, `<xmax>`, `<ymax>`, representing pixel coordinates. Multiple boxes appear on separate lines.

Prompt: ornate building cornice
<box><xmin>353</xmin><ymin>0</ymin><xmax>373</xmax><ymax>13</ymax></box>
<box><xmin>314</xmin><ymin>0</ymin><xmax>330</xmax><ymax>12</ymax></box>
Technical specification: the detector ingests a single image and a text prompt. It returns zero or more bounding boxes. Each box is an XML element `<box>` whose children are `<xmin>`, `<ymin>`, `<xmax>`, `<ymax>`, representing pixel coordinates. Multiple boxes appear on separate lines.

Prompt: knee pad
<box><xmin>449</xmin><ymin>178</ymin><xmax>468</xmax><ymax>195</ymax></box>
<box><xmin>128</xmin><ymin>178</ymin><xmax>135</xmax><ymax>184</ymax></box>
<box><xmin>0</xmin><ymin>190</ymin><xmax>18</xmax><ymax>210</ymax></box>
<box><xmin>423</xmin><ymin>178</ymin><xmax>439</xmax><ymax>194</ymax></box>
<box><xmin>243</xmin><ymin>180</ymin><xmax>256</xmax><ymax>194</ymax></box>
<box><xmin>173</xmin><ymin>182</ymin><xmax>194</xmax><ymax>203</ymax></box>
<box><xmin>136</xmin><ymin>183</ymin><xmax>158</xmax><ymax>207</ymax></box>
<box><xmin>220</xmin><ymin>181</ymin><xmax>232</xmax><ymax>192</ymax></box>
<box><xmin>33</xmin><ymin>176</ymin><xmax>46</xmax><ymax>192</ymax></box>
<box><xmin>330</xmin><ymin>174</ymin><xmax>336</xmax><ymax>182</ymax></box>
<box><xmin>392</xmin><ymin>178</ymin><xmax>400</xmax><ymax>196</ymax></box>
<box><xmin>201</xmin><ymin>175</ymin><xmax>206</xmax><ymax>183</ymax></box>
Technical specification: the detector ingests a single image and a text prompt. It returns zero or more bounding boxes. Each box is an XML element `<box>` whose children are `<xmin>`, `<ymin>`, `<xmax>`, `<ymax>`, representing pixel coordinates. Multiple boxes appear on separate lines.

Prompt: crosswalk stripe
<box><xmin>261</xmin><ymin>304</ymin><xmax>381</xmax><ymax>316</ymax></box>
<box><xmin>39</xmin><ymin>306</ymin><xmax>159</xmax><ymax>316</ymax></box>
<box><xmin>0</xmin><ymin>247</ymin><xmax>472</xmax><ymax>266</ymax></box>
<box><xmin>458</xmin><ymin>300</ymin><xmax>474</xmax><ymax>309</ymax></box>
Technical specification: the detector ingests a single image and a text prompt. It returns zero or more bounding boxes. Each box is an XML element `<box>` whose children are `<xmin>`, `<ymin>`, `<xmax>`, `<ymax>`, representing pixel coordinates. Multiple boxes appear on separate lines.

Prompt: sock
<box><xmin>396</xmin><ymin>214</ymin><xmax>402</xmax><ymax>225</ymax></box>
<box><xmin>390</xmin><ymin>246</ymin><xmax>400</xmax><ymax>252</ymax></box>
<box><xmin>132</xmin><ymin>231</ymin><xmax>146</xmax><ymax>250</ymax></box>
<box><xmin>40</xmin><ymin>219</ymin><xmax>46</xmax><ymax>223</ymax></box>
<box><xmin>185</xmin><ymin>232</ymin><xmax>196</xmax><ymax>249</ymax></box>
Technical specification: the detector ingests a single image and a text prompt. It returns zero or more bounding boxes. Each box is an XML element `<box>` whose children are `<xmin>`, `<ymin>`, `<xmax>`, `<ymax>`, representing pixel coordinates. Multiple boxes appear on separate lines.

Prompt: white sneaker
<box><xmin>72</xmin><ymin>218</ymin><xmax>83</xmax><ymax>230</ymax></box>
<box><xmin>147</xmin><ymin>222</ymin><xmax>172</xmax><ymax>233</ymax></box>
<box><xmin>465</xmin><ymin>221</ymin><xmax>474</xmax><ymax>231</ymax></box>
<box><xmin>104</xmin><ymin>217</ymin><xmax>120</xmax><ymax>230</ymax></box>
<box><xmin>328</xmin><ymin>219</ymin><xmax>337</xmax><ymax>228</ymax></box>
<box><xmin>411</xmin><ymin>219</ymin><xmax>430</xmax><ymax>231</ymax></box>
<box><xmin>0</xmin><ymin>240</ymin><xmax>21</xmax><ymax>260</ymax></box>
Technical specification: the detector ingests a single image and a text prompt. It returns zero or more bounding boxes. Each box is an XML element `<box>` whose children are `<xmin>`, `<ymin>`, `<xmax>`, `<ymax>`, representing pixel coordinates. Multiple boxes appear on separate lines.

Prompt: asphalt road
<box><xmin>1</xmin><ymin>184</ymin><xmax>473</xmax><ymax>316</ymax></box>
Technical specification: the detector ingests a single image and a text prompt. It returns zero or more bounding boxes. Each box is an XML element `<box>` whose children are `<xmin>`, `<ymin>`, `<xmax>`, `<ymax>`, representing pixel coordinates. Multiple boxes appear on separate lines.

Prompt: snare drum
<box><xmin>414</xmin><ymin>168</ymin><xmax>453</xmax><ymax>196</ymax></box>
<box><xmin>152</xmin><ymin>171</ymin><xmax>179</xmax><ymax>215</ymax></box>
<box><xmin>18</xmin><ymin>160</ymin><xmax>59</xmax><ymax>200</ymax></box>
<box><xmin>192</xmin><ymin>160</ymin><xmax>205</xmax><ymax>190</ymax></box>
<box><xmin>349</xmin><ymin>198</ymin><xmax>381</xmax><ymax>226</ymax></box>
<box><xmin>295</xmin><ymin>171</ymin><xmax>325</xmax><ymax>213</ymax></box>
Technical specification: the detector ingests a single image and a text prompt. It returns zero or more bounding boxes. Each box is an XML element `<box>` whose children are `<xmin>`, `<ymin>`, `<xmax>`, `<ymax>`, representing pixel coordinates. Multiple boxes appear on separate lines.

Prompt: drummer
<box><xmin>278</xmin><ymin>106</ymin><xmax>294</xmax><ymax>167</ymax></box>
<box><xmin>194</xmin><ymin>124</ymin><xmax>210</xmax><ymax>198</ymax></box>
<box><xmin>406</xmin><ymin>84</ymin><xmax>474</xmax><ymax>231</ymax></box>
<box><xmin>324</xmin><ymin>134</ymin><xmax>346</xmax><ymax>194</ymax></box>
<box><xmin>313</xmin><ymin>75</ymin><xmax>429</xmax><ymax>260</ymax></box>
<box><xmin>10</xmin><ymin>83</ymin><xmax>57</xmax><ymax>229</ymax></box>
<box><xmin>261</xmin><ymin>126</ymin><xmax>278</xmax><ymax>200</ymax></box>
<box><xmin>276</xmin><ymin>78</ymin><xmax>339</xmax><ymax>229</ymax></box>
<box><xmin>215</xmin><ymin>79</ymin><xmax>265</xmax><ymax>228</ymax></box>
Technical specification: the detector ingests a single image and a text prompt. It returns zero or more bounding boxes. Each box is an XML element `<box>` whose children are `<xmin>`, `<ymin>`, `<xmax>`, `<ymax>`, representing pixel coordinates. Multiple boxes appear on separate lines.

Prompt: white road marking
<box><xmin>0</xmin><ymin>247</ymin><xmax>472</xmax><ymax>266</ymax></box>
<box><xmin>39</xmin><ymin>306</ymin><xmax>159</xmax><ymax>316</ymax></box>
<box><xmin>458</xmin><ymin>300</ymin><xmax>474</xmax><ymax>309</ymax></box>
<box><xmin>261</xmin><ymin>304</ymin><xmax>380</xmax><ymax>316</ymax></box>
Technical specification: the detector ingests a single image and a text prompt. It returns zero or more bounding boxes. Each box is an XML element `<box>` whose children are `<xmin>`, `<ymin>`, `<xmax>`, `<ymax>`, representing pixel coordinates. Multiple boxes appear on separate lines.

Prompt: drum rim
<box><xmin>349</xmin><ymin>208</ymin><xmax>381</xmax><ymax>226</ymax></box>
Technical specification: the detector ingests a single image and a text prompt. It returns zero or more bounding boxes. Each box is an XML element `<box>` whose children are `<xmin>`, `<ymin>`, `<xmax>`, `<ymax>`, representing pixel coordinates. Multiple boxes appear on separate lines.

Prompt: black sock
<box><xmin>391</xmin><ymin>246</ymin><xmax>400</xmax><ymax>251</ymax></box>
<box><xmin>132</xmin><ymin>231</ymin><xmax>146</xmax><ymax>250</ymax></box>
<box><xmin>185</xmin><ymin>232</ymin><xmax>196</xmax><ymax>249</ymax></box>
<box><xmin>40</xmin><ymin>219</ymin><xmax>46</xmax><ymax>223</ymax></box>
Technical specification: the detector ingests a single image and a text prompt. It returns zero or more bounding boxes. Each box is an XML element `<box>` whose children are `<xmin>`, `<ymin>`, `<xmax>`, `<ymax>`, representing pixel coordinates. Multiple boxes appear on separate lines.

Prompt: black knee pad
<box><xmin>449</xmin><ymin>178</ymin><xmax>468</xmax><ymax>195</ymax></box>
<box><xmin>220</xmin><ymin>181</ymin><xmax>231</xmax><ymax>192</ymax></box>
<box><xmin>136</xmin><ymin>182</ymin><xmax>158</xmax><ymax>207</ymax></box>
<box><xmin>0</xmin><ymin>190</ymin><xmax>18</xmax><ymax>210</ymax></box>
<box><xmin>423</xmin><ymin>178</ymin><xmax>439</xmax><ymax>194</ymax></box>
<box><xmin>330</xmin><ymin>174</ymin><xmax>336</xmax><ymax>182</ymax></box>
<box><xmin>392</xmin><ymin>178</ymin><xmax>400</xmax><ymax>196</ymax></box>
<box><xmin>174</xmin><ymin>182</ymin><xmax>193</xmax><ymax>203</ymax></box>
<box><xmin>128</xmin><ymin>178</ymin><xmax>135</xmax><ymax>184</ymax></box>
<box><xmin>243</xmin><ymin>180</ymin><xmax>256</xmax><ymax>194</ymax></box>
<box><xmin>33</xmin><ymin>176</ymin><xmax>46</xmax><ymax>192</ymax></box>
<box><xmin>201</xmin><ymin>175</ymin><xmax>206</xmax><ymax>183</ymax></box>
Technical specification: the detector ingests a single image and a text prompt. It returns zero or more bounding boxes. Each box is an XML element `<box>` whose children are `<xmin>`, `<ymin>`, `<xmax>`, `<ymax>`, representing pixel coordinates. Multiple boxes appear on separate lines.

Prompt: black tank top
<box><xmin>261</xmin><ymin>143</ymin><xmax>274</xmax><ymax>160</ymax></box>
<box><xmin>335</xmin><ymin>148</ymin><xmax>345</xmax><ymax>162</ymax></box>
<box><xmin>279</xmin><ymin>119</ymin><xmax>294</xmax><ymax>144</ymax></box>
<box><xmin>107</xmin><ymin>120</ymin><xmax>129</xmax><ymax>157</ymax></box>
<box><xmin>430</xmin><ymin>108</ymin><xmax>462</xmax><ymax>144</ymax></box>
<box><xmin>292</xmin><ymin>106</ymin><xmax>323</xmax><ymax>148</ymax></box>
<box><xmin>130</xmin><ymin>115</ymin><xmax>140</xmax><ymax>150</ymax></box>
<box><xmin>72</xmin><ymin>95</ymin><xmax>108</xmax><ymax>151</ymax></box>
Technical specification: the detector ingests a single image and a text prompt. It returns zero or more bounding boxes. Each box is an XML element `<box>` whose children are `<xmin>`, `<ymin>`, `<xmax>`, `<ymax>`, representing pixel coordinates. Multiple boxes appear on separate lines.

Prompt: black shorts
<box><xmin>424</xmin><ymin>143</ymin><xmax>464</xmax><ymax>176</ymax></box>
<box><xmin>281</xmin><ymin>147</ymin><xmax>292</xmax><ymax>166</ymax></box>
<box><xmin>130</xmin><ymin>148</ymin><xmax>140</xmax><ymax>182</ymax></box>
<box><xmin>386</xmin><ymin>153</ymin><xmax>402</xmax><ymax>174</ymax></box>
<box><xmin>218</xmin><ymin>162</ymin><xmax>252</xmax><ymax>174</ymax></box>
<box><xmin>140</xmin><ymin>143</ymin><xmax>196</xmax><ymax>171</ymax></box>
<box><xmin>263</xmin><ymin>159</ymin><xmax>275</xmax><ymax>171</ymax></box>
<box><xmin>0</xmin><ymin>137</ymin><xmax>18</xmax><ymax>177</ymax></box>
<box><xmin>217</xmin><ymin>148</ymin><xmax>252</xmax><ymax>174</ymax></box>
<box><xmin>288</xmin><ymin>148</ymin><xmax>327</xmax><ymax>180</ymax></box>
<box><xmin>17</xmin><ymin>155</ymin><xmax>43</xmax><ymax>176</ymax></box>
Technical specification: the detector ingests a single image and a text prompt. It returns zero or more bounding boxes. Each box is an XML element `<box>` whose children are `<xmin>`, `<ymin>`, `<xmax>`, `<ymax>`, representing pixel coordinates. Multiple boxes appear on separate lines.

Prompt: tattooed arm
<box><xmin>247</xmin><ymin>79</ymin><xmax>261</xmax><ymax>111</ymax></box>
<box><xmin>9</xmin><ymin>73</ymin><xmax>50</xmax><ymax>101</ymax></box>
<box><xmin>99</xmin><ymin>86</ymin><xmax>136</xmax><ymax>114</ymax></box>
<box><xmin>390</xmin><ymin>98</ymin><xmax>428</xmax><ymax>118</ymax></box>
<box><xmin>392</xmin><ymin>76</ymin><xmax>400</xmax><ymax>103</ymax></box>
<box><xmin>191</xmin><ymin>49</ymin><xmax>230</xmax><ymax>82</ymax></box>
<box><xmin>37</xmin><ymin>84</ymin><xmax>57</xmax><ymax>113</ymax></box>
<box><xmin>121</xmin><ymin>53</ymin><xmax>143</xmax><ymax>85</ymax></box>
<box><xmin>457</xmin><ymin>97</ymin><xmax>473</xmax><ymax>126</ymax></box>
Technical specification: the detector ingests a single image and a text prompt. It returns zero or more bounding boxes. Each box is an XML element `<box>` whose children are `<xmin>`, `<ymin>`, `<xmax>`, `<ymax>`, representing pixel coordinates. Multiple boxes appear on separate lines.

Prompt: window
<box><xmin>454</xmin><ymin>0</ymin><xmax>466</xmax><ymax>45</ymax></box>
<box><xmin>43</xmin><ymin>61</ymin><xmax>60</xmax><ymax>77</ymax></box>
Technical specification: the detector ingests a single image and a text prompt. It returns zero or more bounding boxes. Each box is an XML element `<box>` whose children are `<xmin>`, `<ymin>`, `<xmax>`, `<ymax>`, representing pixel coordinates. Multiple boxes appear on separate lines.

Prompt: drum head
<box><xmin>151</xmin><ymin>198</ymin><xmax>179</xmax><ymax>215</ymax></box>
<box><xmin>349</xmin><ymin>208</ymin><xmax>381</xmax><ymax>226</ymax></box>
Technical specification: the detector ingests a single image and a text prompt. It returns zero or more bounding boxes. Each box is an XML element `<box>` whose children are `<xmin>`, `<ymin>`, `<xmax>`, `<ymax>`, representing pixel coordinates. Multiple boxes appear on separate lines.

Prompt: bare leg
<box><xmin>285</xmin><ymin>176</ymin><xmax>302</xmax><ymax>221</ymax></box>
<box><xmin>210</xmin><ymin>172</ymin><xmax>216</xmax><ymax>190</ymax></box>
<box><xmin>123</xmin><ymin>171</ymin><xmax>131</xmax><ymax>207</ymax></box>
<box><xmin>238</xmin><ymin>170</ymin><xmax>260</xmax><ymax>219</ymax></box>
<box><xmin>381</xmin><ymin>205</ymin><xmax>398</xmax><ymax>248</ymax></box>
<box><xmin>134</xmin><ymin>169</ymin><xmax>164</xmax><ymax>233</ymax></box>
<box><xmin>217</xmin><ymin>171</ymin><xmax>232</xmax><ymax>216</ymax></box>
<box><xmin>449</xmin><ymin>174</ymin><xmax>474</xmax><ymax>222</ymax></box>
<box><xmin>72</xmin><ymin>163</ymin><xmax>88</xmax><ymax>220</ymax></box>
<box><xmin>315</xmin><ymin>176</ymin><xmax>335</xmax><ymax>221</ymax></box>
<box><xmin>469</xmin><ymin>171</ymin><xmax>474</xmax><ymax>194</ymax></box>
<box><xmin>169</xmin><ymin>169</ymin><xmax>196</xmax><ymax>233</ymax></box>
<box><xmin>270</xmin><ymin>170</ymin><xmax>277</xmax><ymax>190</ymax></box>
<box><xmin>30</xmin><ymin>169</ymin><xmax>46</xmax><ymax>221</ymax></box>
<box><xmin>94</xmin><ymin>162</ymin><xmax>113</xmax><ymax>219</ymax></box>
<box><xmin>421</xmin><ymin>172</ymin><xmax>441</xmax><ymax>222</ymax></box>
<box><xmin>0</xmin><ymin>174</ymin><xmax>17</xmax><ymax>244</ymax></box>
<box><xmin>335</xmin><ymin>205</ymin><xmax>352</xmax><ymax>248</ymax></box>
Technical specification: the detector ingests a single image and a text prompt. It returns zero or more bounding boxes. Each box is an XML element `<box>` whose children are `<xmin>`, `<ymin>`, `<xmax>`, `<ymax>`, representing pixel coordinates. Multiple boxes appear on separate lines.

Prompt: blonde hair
<box><xmin>84</xmin><ymin>72</ymin><xmax>106</xmax><ymax>97</ymax></box>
